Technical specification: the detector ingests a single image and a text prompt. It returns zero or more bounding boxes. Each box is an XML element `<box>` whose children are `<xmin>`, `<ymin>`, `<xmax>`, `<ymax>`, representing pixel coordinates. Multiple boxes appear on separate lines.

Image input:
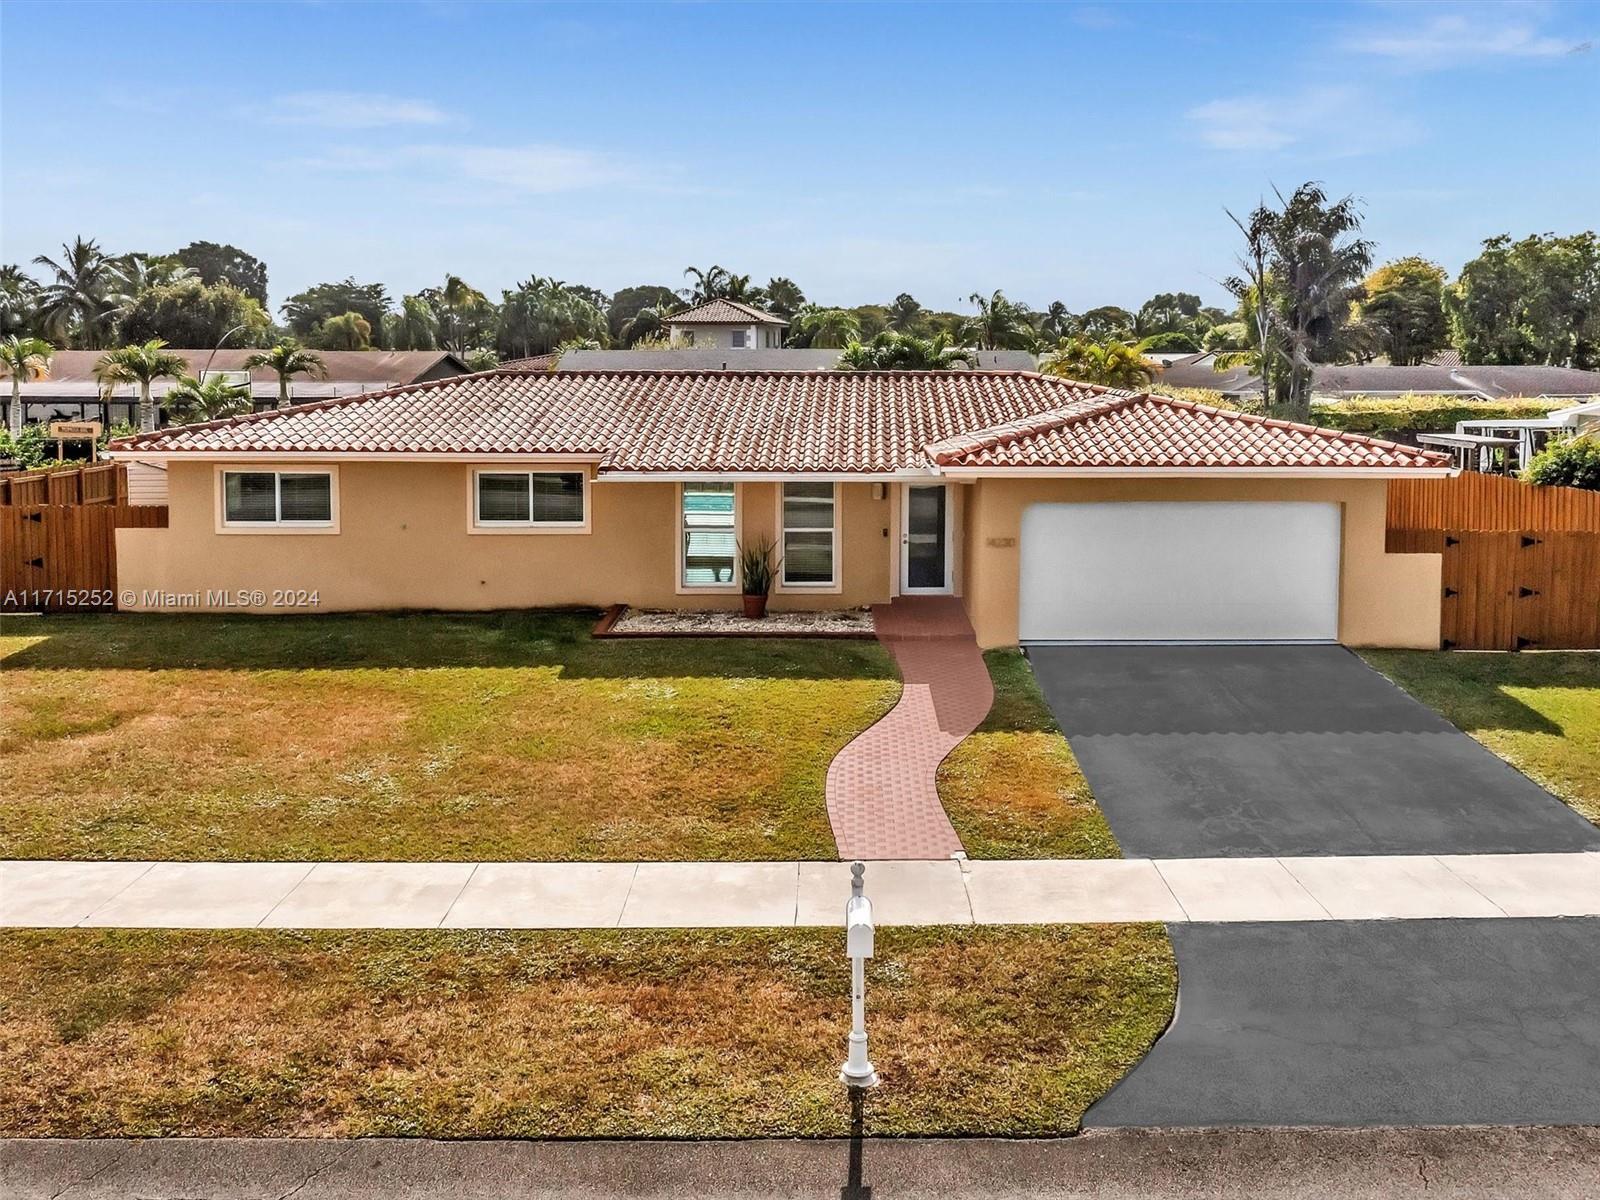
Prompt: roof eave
<box><xmin>935</xmin><ymin>465</ymin><xmax>1457</xmax><ymax>478</ymax></box>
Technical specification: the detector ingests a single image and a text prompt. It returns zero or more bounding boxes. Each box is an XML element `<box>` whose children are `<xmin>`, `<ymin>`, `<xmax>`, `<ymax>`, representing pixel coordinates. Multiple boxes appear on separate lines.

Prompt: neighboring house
<box><xmin>1423</xmin><ymin>397</ymin><xmax>1600</xmax><ymax>474</ymax></box>
<box><xmin>1167</xmin><ymin>361</ymin><xmax>1600</xmax><ymax>405</ymax></box>
<box><xmin>108</xmin><ymin>369</ymin><xmax>1451</xmax><ymax>649</ymax></box>
<box><xmin>558</xmin><ymin>349</ymin><xmax>1039</xmax><ymax>371</ymax></box>
<box><xmin>665</xmin><ymin>299</ymin><xmax>789</xmax><ymax>349</ymax></box>
<box><xmin>3</xmin><ymin>350</ymin><xmax>470</xmax><ymax>430</ymax></box>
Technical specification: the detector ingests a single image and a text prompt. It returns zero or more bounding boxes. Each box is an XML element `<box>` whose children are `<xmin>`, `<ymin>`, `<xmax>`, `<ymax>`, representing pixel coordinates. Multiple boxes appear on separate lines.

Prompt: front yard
<box><xmin>0</xmin><ymin>924</ymin><xmax>1175</xmax><ymax>1138</ymax></box>
<box><xmin>1</xmin><ymin>611</ymin><xmax>897</xmax><ymax>862</ymax></box>
<box><xmin>1360</xmin><ymin>650</ymin><xmax>1600</xmax><ymax>827</ymax></box>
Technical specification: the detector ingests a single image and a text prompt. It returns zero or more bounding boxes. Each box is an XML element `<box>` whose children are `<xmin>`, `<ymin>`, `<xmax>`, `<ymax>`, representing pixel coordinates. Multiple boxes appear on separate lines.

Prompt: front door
<box><xmin>901</xmin><ymin>483</ymin><xmax>951</xmax><ymax>594</ymax></box>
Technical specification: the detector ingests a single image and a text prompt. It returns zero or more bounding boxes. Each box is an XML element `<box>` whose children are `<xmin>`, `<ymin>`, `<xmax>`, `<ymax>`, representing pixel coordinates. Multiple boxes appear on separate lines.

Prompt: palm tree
<box><xmin>32</xmin><ymin>237</ymin><xmax>118</xmax><ymax>348</ymax></box>
<box><xmin>386</xmin><ymin>295</ymin><xmax>438</xmax><ymax>350</ymax></box>
<box><xmin>1</xmin><ymin>335</ymin><xmax>53</xmax><ymax>438</ymax></box>
<box><xmin>318</xmin><ymin>310</ymin><xmax>373</xmax><ymax>350</ymax></box>
<box><xmin>244</xmin><ymin>340</ymin><xmax>327</xmax><ymax>411</ymax></box>
<box><xmin>886</xmin><ymin>293</ymin><xmax>925</xmax><ymax>334</ymax></box>
<box><xmin>164</xmin><ymin>373</ymin><xmax>252</xmax><ymax>425</ymax></box>
<box><xmin>962</xmin><ymin>290</ymin><xmax>1035</xmax><ymax>351</ymax></box>
<box><xmin>93</xmin><ymin>339</ymin><xmax>189</xmax><ymax>432</ymax></box>
<box><xmin>619</xmin><ymin>306</ymin><xmax>666</xmax><ymax>346</ymax></box>
<box><xmin>0</xmin><ymin>266</ymin><xmax>41</xmax><ymax>338</ymax></box>
<box><xmin>1040</xmin><ymin>338</ymin><xmax>1155</xmax><ymax>390</ymax></box>
<box><xmin>438</xmin><ymin>274</ymin><xmax>489</xmax><ymax>352</ymax></box>
<box><xmin>763</xmin><ymin>277</ymin><xmax>806</xmax><ymax>320</ymax></box>
<box><xmin>680</xmin><ymin>265</ymin><xmax>732</xmax><ymax>305</ymax></box>
<box><xmin>1039</xmin><ymin>301</ymin><xmax>1078</xmax><ymax>342</ymax></box>
<box><xmin>789</xmin><ymin>306</ymin><xmax>861</xmax><ymax>349</ymax></box>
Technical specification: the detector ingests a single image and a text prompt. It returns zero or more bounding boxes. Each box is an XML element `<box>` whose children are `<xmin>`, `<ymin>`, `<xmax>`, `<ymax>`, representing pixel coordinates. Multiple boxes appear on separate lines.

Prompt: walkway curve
<box><xmin>825</xmin><ymin>598</ymin><xmax>994</xmax><ymax>860</ymax></box>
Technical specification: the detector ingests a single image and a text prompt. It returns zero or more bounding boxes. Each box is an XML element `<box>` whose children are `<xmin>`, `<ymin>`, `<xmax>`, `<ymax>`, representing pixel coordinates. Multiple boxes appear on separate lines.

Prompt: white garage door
<box><xmin>1019</xmin><ymin>501</ymin><xmax>1341</xmax><ymax>643</ymax></box>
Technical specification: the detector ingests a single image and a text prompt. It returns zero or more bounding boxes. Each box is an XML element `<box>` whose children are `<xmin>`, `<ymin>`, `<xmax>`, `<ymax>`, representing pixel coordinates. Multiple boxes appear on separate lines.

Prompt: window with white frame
<box><xmin>681</xmin><ymin>482</ymin><xmax>736</xmax><ymax>586</ymax></box>
<box><xmin>781</xmin><ymin>481</ymin><xmax>836</xmax><ymax>586</ymax></box>
<box><xmin>474</xmin><ymin>471</ymin><xmax>585</xmax><ymax>527</ymax></box>
<box><xmin>222</xmin><ymin>470</ymin><xmax>333</xmax><ymax>526</ymax></box>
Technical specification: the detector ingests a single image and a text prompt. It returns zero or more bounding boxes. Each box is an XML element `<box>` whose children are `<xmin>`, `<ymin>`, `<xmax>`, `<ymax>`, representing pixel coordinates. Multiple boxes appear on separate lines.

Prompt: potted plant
<box><xmin>738</xmin><ymin>536</ymin><xmax>779</xmax><ymax>619</ymax></box>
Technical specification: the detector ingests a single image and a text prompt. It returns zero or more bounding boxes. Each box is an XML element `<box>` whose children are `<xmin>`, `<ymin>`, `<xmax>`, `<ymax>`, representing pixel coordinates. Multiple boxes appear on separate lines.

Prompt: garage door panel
<box><xmin>1019</xmin><ymin>501</ymin><xmax>1341</xmax><ymax>643</ymax></box>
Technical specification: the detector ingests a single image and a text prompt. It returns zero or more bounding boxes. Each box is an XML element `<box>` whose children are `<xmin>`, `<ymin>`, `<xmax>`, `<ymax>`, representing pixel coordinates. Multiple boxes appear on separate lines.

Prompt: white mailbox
<box><xmin>840</xmin><ymin>861</ymin><xmax>879</xmax><ymax>1088</ymax></box>
<box><xmin>846</xmin><ymin>893</ymin><xmax>875</xmax><ymax>959</ymax></box>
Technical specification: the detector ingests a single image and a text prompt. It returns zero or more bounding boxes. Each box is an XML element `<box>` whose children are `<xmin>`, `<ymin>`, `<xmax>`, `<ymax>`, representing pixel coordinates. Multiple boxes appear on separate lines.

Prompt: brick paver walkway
<box><xmin>825</xmin><ymin>598</ymin><xmax>995</xmax><ymax>860</ymax></box>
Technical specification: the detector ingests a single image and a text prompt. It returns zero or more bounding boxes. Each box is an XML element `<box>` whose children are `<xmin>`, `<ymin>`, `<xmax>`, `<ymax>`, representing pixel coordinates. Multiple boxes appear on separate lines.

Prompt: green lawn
<box><xmin>0</xmin><ymin>612</ymin><xmax>899</xmax><ymax>861</ymax></box>
<box><xmin>0</xmin><ymin>925</ymin><xmax>1175</xmax><ymax>1138</ymax></box>
<box><xmin>1360</xmin><ymin>650</ymin><xmax>1600</xmax><ymax>826</ymax></box>
<box><xmin>940</xmin><ymin>650</ymin><xmax>1119</xmax><ymax>858</ymax></box>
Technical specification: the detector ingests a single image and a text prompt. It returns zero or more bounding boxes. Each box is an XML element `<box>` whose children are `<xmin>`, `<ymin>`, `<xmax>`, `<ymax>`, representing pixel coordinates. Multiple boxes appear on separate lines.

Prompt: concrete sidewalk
<box><xmin>4</xmin><ymin>852</ymin><xmax>1598</xmax><ymax>928</ymax></box>
<box><xmin>7</xmin><ymin>1128</ymin><xmax>1599</xmax><ymax>1199</ymax></box>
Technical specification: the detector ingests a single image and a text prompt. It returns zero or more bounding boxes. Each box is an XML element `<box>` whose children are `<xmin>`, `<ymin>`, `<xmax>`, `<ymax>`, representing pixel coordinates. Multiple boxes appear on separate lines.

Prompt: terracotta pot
<box><xmin>742</xmin><ymin>593</ymin><xmax>769</xmax><ymax>619</ymax></box>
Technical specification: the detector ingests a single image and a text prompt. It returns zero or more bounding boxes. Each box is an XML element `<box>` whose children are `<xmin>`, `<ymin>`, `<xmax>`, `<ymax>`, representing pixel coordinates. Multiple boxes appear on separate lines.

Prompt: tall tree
<box><xmin>963</xmin><ymin>290</ymin><xmax>1036</xmax><ymax>350</ymax></box>
<box><xmin>1038</xmin><ymin>301</ymin><xmax>1079</xmax><ymax>342</ymax></box>
<box><xmin>1077</xmin><ymin>305</ymin><xmax>1134</xmax><ymax>341</ymax></box>
<box><xmin>434</xmin><ymin>274</ymin><xmax>490</xmax><ymax>353</ymax></box>
<box><xmin>1134</xmin><ymin>292</ymin><xmax>1203</xmax><ymax>337</ymax></box>
<box><xmin>32</xmin><ymin>237</ymin><xmax>119</xmax><ymax>348</ymax></box>
<box><xmin>0</xmin><ymin>266</ymin><xmax>42</xmax><ymax>339</ymax></box>
<box><xmin>885</xmin><ymin>293</ymin><xmax>925</xmax><ymax>334</ymax></box>
<box><xmin>315</xmin><ymin>310</ymin><xmax>373</xmax><ymax>350</ymax></box>
<box><xmin>384</xmin><ymin>295</ymin><xmax>439</xmax><ymax>350</ymax></box>
<box><xmin>1224</xmin><ymin>183</ymin><xmax>1372</xmax><ymax>420</ymax></box>
<box><xmin>1353</xmin><ymin>257</ymin><xmax>1449</xmax><ymax>365</ymax></box>
<box><xmin>174</xmin><ymin>241</ymin><xmax>270</xmax><ymax>306</ymax></box>
<box><xmin>93</xmin><ymin>339</ymin><xmax>188</xmax><ymax>432</ymax></box>
<box><xmin>680</xmin><ymin>265</ymin><xmax>732</xmax><ymax>305</ymax></box>
<box><xmin>244</xmin><ymin>340</ymin><xmax>327</xmax><ymax>410</ymax></box>
<box><xmin>1446</xmin><ymin>232</ymin><xmax>1600</xmax><ymax>368</ymax></box>
<box><xmin>495</xmin><ymin>277</ymin><xmax>608</xmax><ymax>357</ymax></box>
<box><xmin>1</xmin><ymin>335</ymin><xmax>53</xmax><ymax>438</ymax></box>
<box><xmin>281</xmin><ymin>278</ymin><xmax>391</xmax><ymax>346</ymax></box>
<box><xmin>607</xmin><ymin>285</ymin><xmax>679</xmax><ymax>339</ymax></box>
<box><xmin>763</xmin><ymin>277</ymin><xmax>806</xmax><ymax>320</ymax></box>
<box><xmin>117</xmin><ymin>279</ymin><xmax>272</xmax><ymax>348</ymax></box>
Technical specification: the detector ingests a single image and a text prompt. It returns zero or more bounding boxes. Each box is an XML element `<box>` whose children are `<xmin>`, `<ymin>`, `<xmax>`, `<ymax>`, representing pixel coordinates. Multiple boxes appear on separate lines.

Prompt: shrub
<box><xmin>1525</xmin><ymin>435</ymin><xmax>1600</xmax><ymax>491</ymax></box>
<box><xmin>1309</xmin><ymin>395</ymin><xmax>1565</xmax><ymax>436</ymax></box>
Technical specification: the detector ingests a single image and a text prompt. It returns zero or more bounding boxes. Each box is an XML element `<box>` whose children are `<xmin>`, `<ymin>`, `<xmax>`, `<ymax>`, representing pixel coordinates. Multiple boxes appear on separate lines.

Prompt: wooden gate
<box><xmin>1</xmin><ymin>505</ymin><xmax>168</xmax><ymax>612</ymax></box>
<box><xmin>1388</xmin><ymin>528</ymin><xmax>1600</xmax><ymax>650</ymax></box>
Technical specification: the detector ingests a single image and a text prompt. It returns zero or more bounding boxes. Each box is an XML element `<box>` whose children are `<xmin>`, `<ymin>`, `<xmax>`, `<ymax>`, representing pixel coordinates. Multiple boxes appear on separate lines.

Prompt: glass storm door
<box><xmin>902</xmin><ymin>484</ymin><xmax>950</xmax><ymax>593</ymax></box>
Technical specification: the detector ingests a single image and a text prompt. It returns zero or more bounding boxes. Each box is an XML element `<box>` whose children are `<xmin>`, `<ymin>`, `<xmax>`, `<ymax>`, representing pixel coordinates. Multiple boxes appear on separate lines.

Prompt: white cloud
<box><xmin>1340</xmin><ymin>5</ymin><xmax>1586</xmax><ymax>70</ymax></box>
<box><xmin>299</xmin><ymin>143</ymin><xmax>639</xmax><ymax>197</ymax></box>
<box><xmin>1186</xmin><ymin>85</ymin><xmax>1419</xmax><ymax>157</ymax></box>
<box><xmin>256</xmin><ymin>91</ymin><xmax>451</xmax><ymax>129</ymax></box>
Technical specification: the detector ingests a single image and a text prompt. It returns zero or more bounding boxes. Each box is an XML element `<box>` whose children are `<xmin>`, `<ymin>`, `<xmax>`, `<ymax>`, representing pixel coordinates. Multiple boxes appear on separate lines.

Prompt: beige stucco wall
<box><xmin>958</xmin><ymin>476</ymin><xmax>1442</xmax><ymax>650</ymax></box>
<box><xmin>116</xmin><ymin>461</ymin><xmax>893</xmax><ymax>614</ymax></box>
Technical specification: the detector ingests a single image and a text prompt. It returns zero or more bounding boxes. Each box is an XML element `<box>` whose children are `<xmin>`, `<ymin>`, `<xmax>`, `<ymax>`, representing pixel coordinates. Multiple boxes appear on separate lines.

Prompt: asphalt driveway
<box><xmin>1085</xmin><ymin>918</ymin><xmax>1600</xmax><ymax>1128</ymax></box>
<box><xmin>1024</xmin><ymin>644</ymin><xmax>1600</xmax><ymax>858</ymax></box>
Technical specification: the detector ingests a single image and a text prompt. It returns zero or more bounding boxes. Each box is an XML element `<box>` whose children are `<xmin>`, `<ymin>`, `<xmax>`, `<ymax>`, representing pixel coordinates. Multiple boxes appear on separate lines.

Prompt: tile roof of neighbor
<box><xmin>666</xmin><ymin>298</ymin><xmax>789</xmax><ymax>326</ymax></box>
<box><xmin>110</xmin><ymin>369</ymin><xmax>1449</xmax><ymax>473</ymax></box>
<box><xmin>38</xmin><ymin>349</ymin><xmax>470</xmax><ymax>385</ymax></box>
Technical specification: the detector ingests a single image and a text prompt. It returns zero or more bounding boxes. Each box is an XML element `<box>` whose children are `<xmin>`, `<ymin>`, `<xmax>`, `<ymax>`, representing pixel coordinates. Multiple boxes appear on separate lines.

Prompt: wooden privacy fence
<box><xmin>1388</xmin><ymin>471</ymin><xmax>1600</xmax><ymax>533</ymax></box>
<box><xmin>0</xmin><ymin>463</ymin><xmax>128</xmax><ymax>506</ymax></box>
<box><xmin>1</xmin><ymin>505</ymin><xmax>167</xmax><ymax>612</ymax></box>
<box><xmin>1388</xmin><ymin>474</ymin><xmax>1600</xmax><ymax>650</ymax></box>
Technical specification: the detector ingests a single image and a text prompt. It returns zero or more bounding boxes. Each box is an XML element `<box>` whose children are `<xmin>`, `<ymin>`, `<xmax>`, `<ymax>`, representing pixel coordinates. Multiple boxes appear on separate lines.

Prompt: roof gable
<box><xmin>667</xmin><ymin>299</ymin><xmax>788</xmax><ymax>326</ymax></box>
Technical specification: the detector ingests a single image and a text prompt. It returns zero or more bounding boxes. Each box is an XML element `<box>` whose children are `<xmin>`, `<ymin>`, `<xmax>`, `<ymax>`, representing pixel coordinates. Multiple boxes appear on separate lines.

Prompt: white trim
<box><xmin>214</xmin><ymin>465</ymin><xmax>340</xmax><ymax>534</ymax></box>
<box><xmin>775</xmin><ymin>480</ymin><xmax>841</xmax><ymax>594</ymax></box>
<box><xmin>468</xmin><ymin>467</ymin><xmax>591</xmax><ymax>535</ymax></box>
<box><xmin>899</xmin><ymin>482</ymin><xmax>954</xmax><ymax>595</ymax></box>
<box><xmin>601</xmin><ymin>470</ymin><xmax>938</xmax><ymax>482</ymax></box>
<box><xmin>675</xmin><ymin>481</ymin><xmax>741</xmax><ymax>595</ymax></box>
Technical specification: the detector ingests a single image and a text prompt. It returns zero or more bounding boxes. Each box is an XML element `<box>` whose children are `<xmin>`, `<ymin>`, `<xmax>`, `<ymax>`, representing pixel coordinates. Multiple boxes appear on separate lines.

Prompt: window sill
<box><xmin>469</xmin><ymin>523</ymin><xmax>591</xmax><ymax>535</ymax></box>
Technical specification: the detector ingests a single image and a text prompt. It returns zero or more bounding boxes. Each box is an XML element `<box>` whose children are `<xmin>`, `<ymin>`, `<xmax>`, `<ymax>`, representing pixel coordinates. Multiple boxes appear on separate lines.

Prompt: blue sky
<box><xmin>3</xmin><ymin>1</ymin><xmax>1596</xmax><ymax>317</ymax></box>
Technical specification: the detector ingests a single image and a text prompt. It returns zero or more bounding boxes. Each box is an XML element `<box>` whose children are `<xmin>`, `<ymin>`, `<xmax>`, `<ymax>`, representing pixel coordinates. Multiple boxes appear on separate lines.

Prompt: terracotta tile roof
<box><xmin>110</xmin><ymin>370</ymin><xmax>1450</xmax><ymax>474</ymax></box>
<box><xmin>928</xmin><ymin>394</ymin><xmax>1443</xmax><ymax>470</ymax></box>
<box><xmin>667</xmin><ymin>298</ymin><xmax>788</xmax><ymax>326</ymax></box>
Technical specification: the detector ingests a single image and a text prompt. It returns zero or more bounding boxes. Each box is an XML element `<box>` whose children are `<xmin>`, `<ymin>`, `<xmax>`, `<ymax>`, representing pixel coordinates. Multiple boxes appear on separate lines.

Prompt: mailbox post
<box><xmin>840</xmin><ymin>860</ymin><xmax>879</xmax><ymax>1088</ymax></box>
